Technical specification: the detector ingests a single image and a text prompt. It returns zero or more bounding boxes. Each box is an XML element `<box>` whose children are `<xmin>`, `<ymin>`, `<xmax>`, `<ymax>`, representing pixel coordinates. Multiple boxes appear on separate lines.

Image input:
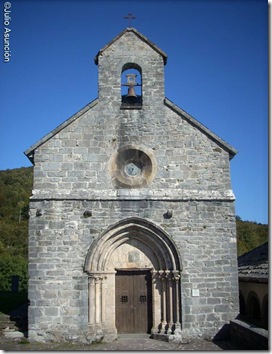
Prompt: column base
<box><xmin>151</xmin><ymin>325</ymin><xmax>183</xmax><ymax>343</ymax></box>
<box><xmin>151</xmin><ymin>333</ymin><xmax>170</xmax><ymax>342</ymax></box>
<box><xmin>88</xmin><ymin>324</ymin><xmax>117</xmax><ymax>343</ymax></box>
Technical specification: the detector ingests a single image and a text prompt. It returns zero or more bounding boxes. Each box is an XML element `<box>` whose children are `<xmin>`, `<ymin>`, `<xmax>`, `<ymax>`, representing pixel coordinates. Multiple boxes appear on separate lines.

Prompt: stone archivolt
<box><xmin>84</xmin><ymin>217</ymin><xmax>182</xmax><ymax>339</ymax></box>
<box><xmin>85</xmin><ymin>217</ymin><xmax>181</xmax><ymax>271</ymax></box>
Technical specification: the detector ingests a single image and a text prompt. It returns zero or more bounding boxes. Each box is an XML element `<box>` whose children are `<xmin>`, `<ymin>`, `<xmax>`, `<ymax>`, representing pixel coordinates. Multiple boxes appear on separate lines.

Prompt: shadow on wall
<box><xmin>0</xmin><ymin>291</ymin><xmax>28</xmax><ymax>315</ymax></box>
<box><xmin>229</xmin><ymin>317</ymin><xmax>268</xmax><ymax>350</ymax></box>
<box><xmin>9</xmin><ymin>301</ymin><xmax>29</xmax><ymax>334</ymax></box>
<box><xmin>212</xmin><ymin>319</ymin><xmax>268</xmax><ymax>350</ymax></box>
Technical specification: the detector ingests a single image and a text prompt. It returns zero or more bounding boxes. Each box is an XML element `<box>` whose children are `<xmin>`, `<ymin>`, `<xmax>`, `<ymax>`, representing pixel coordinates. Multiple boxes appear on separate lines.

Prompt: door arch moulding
<box><xmin>84</xmin><ymin>217</ymin><xmax>183</xmax><ymax>340</ymax></box>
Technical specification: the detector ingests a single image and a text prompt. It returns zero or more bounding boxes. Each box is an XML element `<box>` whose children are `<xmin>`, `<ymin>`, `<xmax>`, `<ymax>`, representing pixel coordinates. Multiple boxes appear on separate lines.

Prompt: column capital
<box><xmin>172</xmin><ymin>270</ymin><xmax>181</xmax><ymax>281</ymax></box>
<box><xmin>158</xmin><ymin>270</ymin><xmax>168</xmax><ymax>279</ymax></box>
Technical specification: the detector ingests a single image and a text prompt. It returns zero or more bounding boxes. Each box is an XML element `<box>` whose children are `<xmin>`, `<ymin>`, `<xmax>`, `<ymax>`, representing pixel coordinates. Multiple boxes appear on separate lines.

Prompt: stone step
<box><xmin>0</xmin><ymin>314</ymin><xmax>20</xmax><ymax>332</ymax></box>
<box><xmin>4</xmin><ymin>330</ymin><xmax>24</xmax><ymax>339</ymax></box>
<box><xmin>0</xmin><ymin>318</ymin><xmax>16</xmax><ymax>326</ymax></box>
<box><xmin>0</xmin><ymin>320</ymin><xmax>17</xmax><ymax>328</ymax></box>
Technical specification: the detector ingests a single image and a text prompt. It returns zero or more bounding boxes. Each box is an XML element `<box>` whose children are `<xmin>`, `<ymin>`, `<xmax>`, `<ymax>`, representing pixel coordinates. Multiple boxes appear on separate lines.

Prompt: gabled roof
<box><xmin>94</xmin><ymin>27</ymin><xmax>168</xmax><ymax>65</ymax></box>
<box><xmin>24</xmin><ymin>99</ymin><xmax>98</xmax><ymax>164</ymax></box>
<box><xmin>24</xmin><ymin>96</ymin><xmax>237</xmax><ymax>164</ymax></box>
<box><xmin>238</xmin><ymin>242</ymin><xmax>268</xmax><ymax>283</ymax></box>
<box><xmin>164</xmin><ymin>98</ymin><xmax>238</xmax><ymax>159</ymax></box>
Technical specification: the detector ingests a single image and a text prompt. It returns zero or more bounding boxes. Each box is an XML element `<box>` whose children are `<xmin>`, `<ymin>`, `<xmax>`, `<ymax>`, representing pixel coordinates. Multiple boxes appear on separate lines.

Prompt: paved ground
<box><xmin>1</xmin><ymin>303</ymin><xmax>238</xmax><ymax>351</ymax></box>
<box><xmin>0</xmin><ymin>333</ymin><xmax>237</xmax><ymax>351</ymax></box>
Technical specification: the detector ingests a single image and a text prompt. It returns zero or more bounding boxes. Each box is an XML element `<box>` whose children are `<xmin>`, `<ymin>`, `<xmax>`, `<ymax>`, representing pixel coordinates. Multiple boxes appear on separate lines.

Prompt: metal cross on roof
<box><xmin>123</xmin><ymin>13</ymin><xmax>136</xmax><ymax>27</ymax></box>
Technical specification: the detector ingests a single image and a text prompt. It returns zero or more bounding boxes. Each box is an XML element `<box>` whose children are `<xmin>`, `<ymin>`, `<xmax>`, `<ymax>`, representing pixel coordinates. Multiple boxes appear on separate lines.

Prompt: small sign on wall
<box><xmin>192</xmin><ymin>289</ymin><xmax>200</xmax><ymax>297</ymax></box>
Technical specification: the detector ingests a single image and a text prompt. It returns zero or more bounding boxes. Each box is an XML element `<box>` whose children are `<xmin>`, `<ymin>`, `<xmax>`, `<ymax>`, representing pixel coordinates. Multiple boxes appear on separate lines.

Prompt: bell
<box><xmin>127</xmin><ymin>85</ymin><xmax>137</xmax><ymax>97</ymax></box>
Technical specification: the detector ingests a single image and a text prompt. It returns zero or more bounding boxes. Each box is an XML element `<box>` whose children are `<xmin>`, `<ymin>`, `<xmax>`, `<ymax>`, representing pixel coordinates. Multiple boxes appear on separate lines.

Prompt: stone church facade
<box><xmin>25</xmin><ymin>28</ymin><xmax>239</xmax><ymax>343</ymax></box>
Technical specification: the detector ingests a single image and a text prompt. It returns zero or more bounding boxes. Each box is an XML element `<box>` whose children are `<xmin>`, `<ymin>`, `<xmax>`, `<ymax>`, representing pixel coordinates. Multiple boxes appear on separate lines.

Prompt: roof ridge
<box><xmin>94</xmin><ymin>27</ymin><xmax>167</xmax><ymax>65</ymax></box>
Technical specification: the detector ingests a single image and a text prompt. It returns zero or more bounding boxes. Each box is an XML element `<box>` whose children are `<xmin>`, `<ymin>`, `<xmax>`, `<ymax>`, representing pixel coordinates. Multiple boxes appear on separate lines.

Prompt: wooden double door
<box><xmin>115</xmin><ymin>270</ymin><xmax>152</xmax><ymax>333</ymax></box>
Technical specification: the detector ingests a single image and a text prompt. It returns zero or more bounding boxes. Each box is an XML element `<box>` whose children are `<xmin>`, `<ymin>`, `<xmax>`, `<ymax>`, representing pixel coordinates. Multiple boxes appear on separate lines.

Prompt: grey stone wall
<box><xmin>27</xmin><ymin>28</ymin><xmax>239</xmax><ymax>343</ymax></box>
<box><xmin>32</xmin><ymin>103</ymin><xmax>233</xmax><ymax>196</ymax></box>
<box><xmin>28</xmin><ymin>198</ymin><xmax>239</xmax><ymax>341</ymax></box>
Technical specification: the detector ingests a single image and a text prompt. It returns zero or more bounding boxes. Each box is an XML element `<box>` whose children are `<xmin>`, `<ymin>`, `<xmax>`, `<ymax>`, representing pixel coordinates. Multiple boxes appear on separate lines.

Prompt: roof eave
<box><xmin>238</xmin><ymin>275</ymin><xmax>268</xmax><ymax>283</ymax></box>
<box><xmin>24</xmin><ymin>98</ymin><xmax>99</xmax><ymax>164</ymax></box>
<box><xmin>164</xmin><ymin>98</ymin><xmax>238</xmax><ymax>160</ymax></box>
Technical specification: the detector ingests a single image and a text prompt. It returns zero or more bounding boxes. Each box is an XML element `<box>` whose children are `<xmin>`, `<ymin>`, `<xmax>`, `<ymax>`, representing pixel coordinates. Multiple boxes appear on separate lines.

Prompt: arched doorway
<box><xmin>239</xmin><ymin>291</ymin><xmax>246</xmax><ymax>318</ymax></box>
<box><xmin>247</xmin><ymin>292</ymin><xmax>261</xmax><ymax>327</ymax></box>
<box><xmin>262</xmin><ymin>295</ymin><xmax>268</xmax><ymax>330</ymax></box>
<box><xmin>84</xmin><ymin>217</ymin><xmax>182</xmax><ymax>339</ymax></box>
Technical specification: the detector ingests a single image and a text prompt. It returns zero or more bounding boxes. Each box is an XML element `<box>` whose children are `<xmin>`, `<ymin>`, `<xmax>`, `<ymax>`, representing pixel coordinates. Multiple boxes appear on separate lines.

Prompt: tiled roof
<box><xmin>238</xmin><ymin>242</ymin><xmax>268</xmax><ymax>282</ymax></box>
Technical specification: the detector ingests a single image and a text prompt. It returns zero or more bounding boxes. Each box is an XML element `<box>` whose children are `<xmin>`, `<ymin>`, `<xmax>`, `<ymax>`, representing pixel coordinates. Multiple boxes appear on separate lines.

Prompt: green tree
<box><xmin>236</xmin><ymin>216</ymin><xmax>268</xmax><ymax>256</ymax></box>
<box><xmin>0</xmin><ymin>253</ymin><xmax>28</xmax><ymax>292</ymax></box>
<box><xmin>0</xmin><ymin>167</ymin><xmax>32</xmax><ymax>291</ymax></box>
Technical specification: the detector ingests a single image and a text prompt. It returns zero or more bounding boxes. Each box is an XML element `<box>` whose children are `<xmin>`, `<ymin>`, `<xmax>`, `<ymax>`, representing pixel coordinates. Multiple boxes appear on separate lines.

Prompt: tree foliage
<box><xmin>236</xmin><ymin>216</ymin><xmax>268</xmax><ymax>256</ymax></box>
<box><xmin>0</xmin><ymin>253</ymin><xmax>28</xmax><ymax>291</ymax></box>
<box><xmin>0</xmin><ymin>167</ymin><xmax>268</xmax><ymax>291</ymax></box>
<box><xmin>0</xmin><ymin>167</ymin><xmax>33</xmax><ymax>291</ymax></box>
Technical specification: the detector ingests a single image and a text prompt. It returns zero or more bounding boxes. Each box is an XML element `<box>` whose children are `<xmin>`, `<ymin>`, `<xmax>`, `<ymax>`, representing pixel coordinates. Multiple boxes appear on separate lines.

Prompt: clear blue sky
<box><xmin>0</xmin><ymin>0</ymin><xmax>268</xmax><ymax>224</ymax></box>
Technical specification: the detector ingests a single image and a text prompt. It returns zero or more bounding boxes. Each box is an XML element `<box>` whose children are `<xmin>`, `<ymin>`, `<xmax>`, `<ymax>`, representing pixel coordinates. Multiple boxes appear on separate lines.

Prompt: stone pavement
<box><xmin>0</xmin><ymin>333</ymin><xmax>237</xmax><ymax>351</ymax></box>
<box><xmin>91</xmin><ymin>334</ymin><xmax>236</xmax><ymax>351</ymax></box>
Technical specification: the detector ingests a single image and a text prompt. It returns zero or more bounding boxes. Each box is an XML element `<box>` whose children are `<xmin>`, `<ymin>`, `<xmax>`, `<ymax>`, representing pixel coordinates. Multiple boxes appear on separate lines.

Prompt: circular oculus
<box><xmin>109</xmin><ymin>145</ymin><xmax>157</xmax><ymax>188</ymax></box>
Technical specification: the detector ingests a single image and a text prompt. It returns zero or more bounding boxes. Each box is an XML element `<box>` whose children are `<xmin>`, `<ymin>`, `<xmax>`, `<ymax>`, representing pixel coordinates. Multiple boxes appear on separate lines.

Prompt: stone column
<box><xmin>87</xmin><ymin>271</ymin><xmax>116</xmax><ymax>331</ymax></box>
<box><xmin>101</xmin><ymin>275</ymin><xmax>106</xmax><ymax>323</ymax></box>
<box><xmin>88</xmin><ymin>273</ymin><xmax>104</xmax><ymax>325</ymax></box>
<box><xmin>173</xmin><ymin>271</ymin><xmax>181</xmax><ymax>333</ymax></box>
<box><xmin>94</xmin><ymin>276</ymin><xmax>101</xmax><ymax>323</ymax></box>
<box><xmin>159</xmin><ymin>270</ymin><xmax>167</xmax><ymax>333</ymax></box>
<box><xmin>167</xmin><ymin>271</ymin><xmax>173</xmax><ymax>334</ymax></box>
<box><xmin>151</xmin><ymin>270</ymin><xmax>158</xmax><ymax>334</ymax></box>
<box><xmin>88</xmin><ymin>275</ymin><xmax>95</xmax><ymax>324</ymax></box>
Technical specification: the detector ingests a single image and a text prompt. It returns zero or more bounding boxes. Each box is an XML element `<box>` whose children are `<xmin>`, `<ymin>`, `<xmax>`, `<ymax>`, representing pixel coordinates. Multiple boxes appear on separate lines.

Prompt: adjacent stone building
<box><xmin>238</xmin><ymin>242</ymin><xmax>268</xmax><ymax>330</ymax></box>
<box><xmin>24</xmin><ymin>28</ymin><xmax>239</xmax><ymax>343</ymax></box>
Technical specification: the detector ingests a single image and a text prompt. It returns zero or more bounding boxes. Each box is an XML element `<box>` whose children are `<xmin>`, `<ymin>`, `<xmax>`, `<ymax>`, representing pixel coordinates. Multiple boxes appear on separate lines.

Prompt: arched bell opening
<box><xmin>84</xmin><ymin>217</ymin><xmax>183</xmax><ymax>338</ymax></box>
<box><xmin>121</xmin><ymin>63</ymin><xmax>142</xmax><ymax>108</ymax></box>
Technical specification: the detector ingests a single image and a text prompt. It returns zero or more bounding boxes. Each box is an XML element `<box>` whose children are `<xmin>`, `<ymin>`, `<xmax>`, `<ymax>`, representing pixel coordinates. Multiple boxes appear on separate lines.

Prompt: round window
<box><xmin>109</xmin><ymin>145</ymin><xmax>157</xmax><ymax>188</ymax></box>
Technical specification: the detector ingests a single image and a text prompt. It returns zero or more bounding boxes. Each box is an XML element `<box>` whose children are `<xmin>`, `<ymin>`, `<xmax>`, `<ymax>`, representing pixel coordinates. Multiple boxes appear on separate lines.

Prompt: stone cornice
<box><xmin>30</xmin><ymin>188</ymin><xmax>235</xmax><ymax>201</ymax></box>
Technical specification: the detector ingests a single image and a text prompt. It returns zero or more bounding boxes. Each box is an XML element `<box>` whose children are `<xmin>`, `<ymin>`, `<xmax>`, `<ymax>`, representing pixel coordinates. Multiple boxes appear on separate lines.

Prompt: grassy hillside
<box><xmin>0</xmin><ymin>167</ymin><xmax>268</xmax><ymax>290</ymax></box>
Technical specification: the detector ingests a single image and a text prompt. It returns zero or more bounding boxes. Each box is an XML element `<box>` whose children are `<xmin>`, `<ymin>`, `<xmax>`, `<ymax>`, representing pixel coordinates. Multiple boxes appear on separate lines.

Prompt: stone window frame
<box><xmin>108</xmin><ymin>144</ymin><xmax>157</xmax><ymax>188</ymax></box>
